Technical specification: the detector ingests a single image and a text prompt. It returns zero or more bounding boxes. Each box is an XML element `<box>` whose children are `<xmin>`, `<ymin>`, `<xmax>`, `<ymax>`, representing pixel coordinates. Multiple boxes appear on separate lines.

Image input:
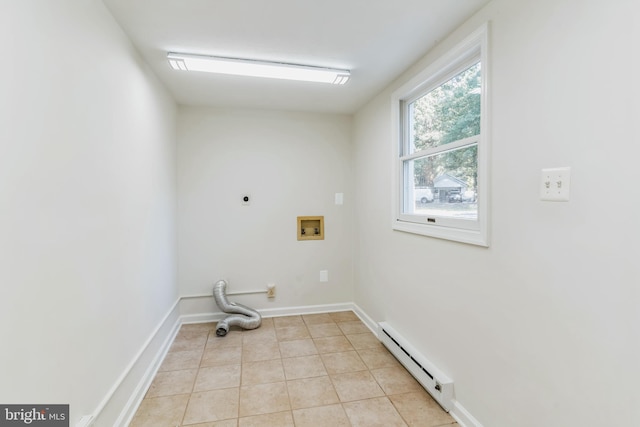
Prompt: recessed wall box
<box><xmin>297</xmin><ymin>216</ymin><xmax>324</xmax><ymax>241</ymax></box>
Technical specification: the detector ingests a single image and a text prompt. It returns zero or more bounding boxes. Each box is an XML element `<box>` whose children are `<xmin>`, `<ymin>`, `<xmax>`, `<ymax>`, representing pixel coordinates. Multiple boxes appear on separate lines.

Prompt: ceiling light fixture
<box><xmin>167</xmin><ymin>52</ymin><xmax>350</xmax><ymax>85</ymax></box>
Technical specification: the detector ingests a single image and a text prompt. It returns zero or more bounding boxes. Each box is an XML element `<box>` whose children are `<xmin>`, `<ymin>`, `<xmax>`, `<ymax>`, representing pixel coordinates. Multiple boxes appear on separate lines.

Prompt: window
<box><xmin>392</xmin><ymin>24</ymin><xmax>489</xmax><ymax>246</ymax></box>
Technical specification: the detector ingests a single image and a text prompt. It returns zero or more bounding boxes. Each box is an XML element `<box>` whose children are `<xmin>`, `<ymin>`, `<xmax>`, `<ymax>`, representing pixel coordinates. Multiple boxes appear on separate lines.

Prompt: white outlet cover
<box><xmin>540</xmin><ymin>167</ymin><xmax>571</xmax><ymax>201</ymax></box>
<box><xmin>319</xmin><ymin>270</ymin><xmax>329</xmax><ymax>282</ymax></box>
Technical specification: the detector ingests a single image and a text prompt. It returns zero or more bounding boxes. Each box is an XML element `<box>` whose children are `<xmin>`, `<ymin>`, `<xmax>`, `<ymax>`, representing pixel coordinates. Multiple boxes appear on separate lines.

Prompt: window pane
<box><xmin>403</xmin><ymin>144</ymin><xmax>478</xmax><ymax>220</ymax></box>
<box><xmin>408</xmin><ymin>62</ymin><xmax>481</xmax><ymax>153</ymax></box>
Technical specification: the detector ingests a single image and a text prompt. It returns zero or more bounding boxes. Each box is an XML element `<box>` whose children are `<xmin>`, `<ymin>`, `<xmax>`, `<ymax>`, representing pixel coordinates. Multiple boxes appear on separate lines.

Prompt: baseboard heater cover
<box><xmin>378</xmin><ymin>322</ymin><xmax>454</xmax><ymax>412</ymax></box>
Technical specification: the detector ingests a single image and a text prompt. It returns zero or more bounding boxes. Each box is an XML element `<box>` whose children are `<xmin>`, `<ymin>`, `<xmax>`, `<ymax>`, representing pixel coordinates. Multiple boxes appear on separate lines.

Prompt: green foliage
<box><xmin>410</xmin><ymin>62</ymin><xmax>481</xmax><ymax>189</ymax></box>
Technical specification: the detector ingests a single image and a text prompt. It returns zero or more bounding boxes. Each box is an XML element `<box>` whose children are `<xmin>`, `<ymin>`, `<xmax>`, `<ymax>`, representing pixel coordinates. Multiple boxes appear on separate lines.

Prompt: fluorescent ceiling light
<box><xmin>167</xmin><ymin>52</ymin><xmax>350</xmax><ymax>85</ymax></box>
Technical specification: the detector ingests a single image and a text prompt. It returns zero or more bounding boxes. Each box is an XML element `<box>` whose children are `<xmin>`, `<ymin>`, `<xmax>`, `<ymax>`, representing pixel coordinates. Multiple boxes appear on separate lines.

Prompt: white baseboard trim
<box><xmin>87</xmin><ymin>298</ymin><xmax>181</xmax><ymax>427</ymax></box>
<box><xmin>180</xmin><ymin>301</ymin><xmax>355</xmax><ymax>325</ymax></box>
<box><xmin>180</xmin><ymin>311</ymin><xmax>224</xmax><ymax>324</ymax></box>
<box><xmin>115</xmin><ymin>316</ymin><xmax>181</xmax><ymax>427</ymax></box>
<box><xmin>259</xmin><ymin>302</ymin><xmax>354</xmax><ymax>318</ymax></box>
<box><xmin>450</xmin><ymin>399</ymin><xmax>484</xmax><ymax>427</ymax></box>
<box><xmin>351</xmin><ymin>303</ymin><xmax>378</xmax><ymax>335</ymax></box>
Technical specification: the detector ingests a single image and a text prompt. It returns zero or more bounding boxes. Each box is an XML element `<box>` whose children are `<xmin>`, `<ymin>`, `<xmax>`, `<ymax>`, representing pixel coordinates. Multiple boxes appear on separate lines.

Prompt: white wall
<box><xmin>178</xmin><ymin>107</ymin><xmax>353</xmax><ymax>314</ymax></box>
<box><xmin>0</xmin><ymin>1</ymin><xmax>178</xmax><ymax>425</ymax></box>
<box><xmin>352</xmin><ymin>0</ymin><xmax>640</xmax><ymax>426</ymax></box>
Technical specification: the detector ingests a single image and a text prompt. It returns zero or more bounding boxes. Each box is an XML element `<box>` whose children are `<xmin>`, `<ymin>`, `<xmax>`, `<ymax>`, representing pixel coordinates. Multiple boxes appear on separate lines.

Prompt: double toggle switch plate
<box><xmin>540</xmin><ymin>167</ymin><xmax>571</xmax><ymax>201</ymax></box>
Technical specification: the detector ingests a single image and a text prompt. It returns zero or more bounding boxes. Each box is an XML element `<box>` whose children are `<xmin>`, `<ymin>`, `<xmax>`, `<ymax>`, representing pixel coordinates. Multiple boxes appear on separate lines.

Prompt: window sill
<box><xmin>392</xmin><ymin>219</ymin><xmax>488</xmax><ymax>247</ymax></box>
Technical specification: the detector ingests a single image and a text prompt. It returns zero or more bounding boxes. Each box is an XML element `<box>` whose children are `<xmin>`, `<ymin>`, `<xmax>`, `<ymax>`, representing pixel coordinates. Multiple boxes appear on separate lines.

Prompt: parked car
<box><xmin>415</xmin><ymin>188</ymin><xmax>434</xmax><ymax>203</ymax></box>
<box><xmin>462</xmin><ymin>190</ymin><xmax>477</xmax><ymax>202</ymax></box>
<box><xmin>448</xmin><ymin>191</ymin><xmax>462</xmax><ymax>203</ymax></box>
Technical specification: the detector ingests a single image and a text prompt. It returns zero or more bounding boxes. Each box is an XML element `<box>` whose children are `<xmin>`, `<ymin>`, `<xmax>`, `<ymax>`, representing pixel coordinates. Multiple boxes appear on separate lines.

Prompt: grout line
<box><xmin>133</xmin><ymin>312</ymin><xmax>454</xmax><ymax>427</ymax></box>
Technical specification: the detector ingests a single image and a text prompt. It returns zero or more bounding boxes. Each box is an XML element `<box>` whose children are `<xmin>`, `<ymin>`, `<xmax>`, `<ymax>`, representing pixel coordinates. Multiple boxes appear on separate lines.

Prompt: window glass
<box><xmin>403</xmin><ymin>145</ymin><xmax>478</xmax><ymax>220</ymax></box>
<box><xmin>408</xmin><ymin>62</ymin><xmax>481</xmax><ymax>154</ymax></box>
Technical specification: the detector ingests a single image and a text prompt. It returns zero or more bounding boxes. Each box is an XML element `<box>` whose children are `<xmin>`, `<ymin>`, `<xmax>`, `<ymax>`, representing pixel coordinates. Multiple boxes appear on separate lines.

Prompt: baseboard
<box><xmin>350</xmin><ymin>304</ymin><xmax>484</xmax><ymax>427</ymax></box>
<box><xmin>179</xmin><ymin>311</ymin><xmax>224</xmax><ymax>324</ymax></box>
<box><xmin>179</xmin><ymin>300</ymin><xmax>355</xmax><ymax>325</ymax></box>
<box><xmin>87</xmin><ymin>298</ymin><xmax>181</xmax><ymax>427</ymax></box>
<box><xmin>351</xmin><ymin>303</ymin><xmax>378</xmax><ymax>335</ymax></box>
<box><xmin>450</xmin><ymin>399</ymin><xmax>484</xmax><ymax>427</ymax></box>
<box><xmin>259</xmin><ymin>302</ymin><xmax>355</xmax><ymax>318</ymax></box>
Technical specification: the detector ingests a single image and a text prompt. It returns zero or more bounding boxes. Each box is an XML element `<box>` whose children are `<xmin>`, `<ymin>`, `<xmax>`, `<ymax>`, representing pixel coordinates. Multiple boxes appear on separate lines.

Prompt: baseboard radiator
<box><xmin>378</xmin><ymin>322</ymin><xmax>454</xmax><ymax>412</ymax></box>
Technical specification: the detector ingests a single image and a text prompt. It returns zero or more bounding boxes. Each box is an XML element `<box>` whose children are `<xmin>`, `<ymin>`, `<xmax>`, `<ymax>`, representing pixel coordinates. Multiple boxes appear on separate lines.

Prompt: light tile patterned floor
<box><xmin>129</xmin><ymin>312</ymin><xmax>457</xmax><ymax>427</ymax></box>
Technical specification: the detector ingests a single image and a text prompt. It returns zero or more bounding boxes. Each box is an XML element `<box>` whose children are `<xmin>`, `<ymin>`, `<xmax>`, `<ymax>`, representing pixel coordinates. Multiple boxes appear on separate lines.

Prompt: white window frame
<box><xmin>391</xmin><ymin>23</ymin><xmax>490</xmax><ymax>246</ymax></box>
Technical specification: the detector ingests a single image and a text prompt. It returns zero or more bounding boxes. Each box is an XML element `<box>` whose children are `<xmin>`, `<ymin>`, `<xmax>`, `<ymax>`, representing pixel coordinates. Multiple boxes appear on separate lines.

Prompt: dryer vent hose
<box><xmin>213</xmin><ymin>280</ymin><xmax>262</xmax><ymax>337</ymax></box>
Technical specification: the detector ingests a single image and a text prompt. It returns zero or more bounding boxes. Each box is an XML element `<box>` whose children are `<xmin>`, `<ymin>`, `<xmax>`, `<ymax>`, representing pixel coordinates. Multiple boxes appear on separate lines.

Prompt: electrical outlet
<box><xmin>319</xmin><ymin>270</ymin><xmax>329</xmax><ymax>282</ymax></box>
<box><xmin>540</xmin><ymin>167</ymin><xmax>571</xmax><ymax>201</ymax></box>
<box><xmin>267</xmin><ymin>284</ymin><xmax>276</xmax><ymax>298</ymax></box>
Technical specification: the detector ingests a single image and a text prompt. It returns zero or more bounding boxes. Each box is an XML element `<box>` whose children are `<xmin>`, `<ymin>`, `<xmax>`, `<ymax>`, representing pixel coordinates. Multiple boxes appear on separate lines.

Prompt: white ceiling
<box><xmin>103</xmin><ymin>0</ymin><xmax>489</xmax><ymax>114</ymax></box>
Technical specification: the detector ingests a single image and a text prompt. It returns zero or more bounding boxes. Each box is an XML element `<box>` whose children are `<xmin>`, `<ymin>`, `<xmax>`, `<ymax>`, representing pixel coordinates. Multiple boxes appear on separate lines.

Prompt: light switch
<box><xmin>540</xmin><ymin>167</ymin><xmax>571</xmax><ymax>201</ymax></box>
<box><xmin>335</xmin><ymin>193</ymin><xmax>344</xmax><ymax>205</ymax></box>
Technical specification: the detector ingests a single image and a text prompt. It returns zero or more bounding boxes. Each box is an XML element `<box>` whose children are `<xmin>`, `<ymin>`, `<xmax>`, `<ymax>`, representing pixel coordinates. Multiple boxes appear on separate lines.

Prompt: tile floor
<box><xmin>129</xmin><ymin>311</ymin><xmax>457</xmax><ymax>427</ymax></box>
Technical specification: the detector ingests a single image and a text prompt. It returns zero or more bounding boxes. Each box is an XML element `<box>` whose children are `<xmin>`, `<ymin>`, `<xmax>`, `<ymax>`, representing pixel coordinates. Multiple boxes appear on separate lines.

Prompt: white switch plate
<box><xmin>540</xmin><ymin>167</ymin><xmax>571</xmax><ymax>201</ymax></box>
<box><xmin>335</xmin><ymin>193</ymin><xmax>344</xmax><ymax>205</ymax></box>
<box><xmin>319</xmin><ymin>270</ymin><xmax>329</xmax><ymax>282</ymax></box>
